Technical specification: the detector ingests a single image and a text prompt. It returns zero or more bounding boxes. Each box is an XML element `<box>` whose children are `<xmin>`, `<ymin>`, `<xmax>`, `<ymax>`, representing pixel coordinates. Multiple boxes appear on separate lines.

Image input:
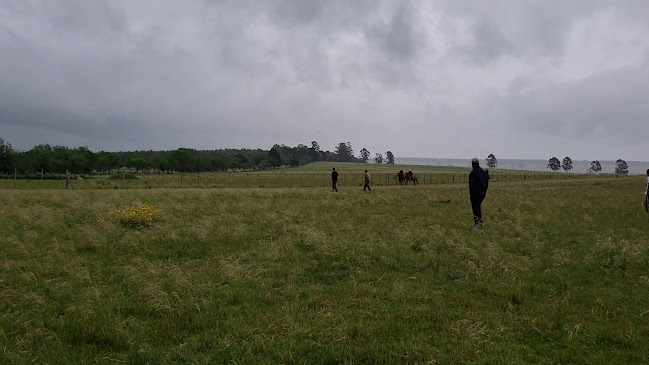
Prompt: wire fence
<box><xmin>0</xmin><ymin>170</ymin><xmax>631</xmax><ymax>190</ymax></box>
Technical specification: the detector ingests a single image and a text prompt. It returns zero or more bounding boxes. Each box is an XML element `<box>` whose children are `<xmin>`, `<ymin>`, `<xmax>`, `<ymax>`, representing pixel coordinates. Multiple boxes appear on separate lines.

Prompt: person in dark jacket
<box><xmin>644</xmin><ymin>169</ymin><xmax>649</xmax><ymax>213</ymax></box>
<box><xmin>469</xmin><ymin>158</ymin><xmax>490</xmax><ymax>228</ymax></box>
<box><xmin>331</xmin><ymin>167</ymin><xmax>339</xmax><ymax>192</ymax></box>
<box><xmin>363</xmin><ymin>170</ymin><xmax>371</xmax><ymax>191</ymax></box>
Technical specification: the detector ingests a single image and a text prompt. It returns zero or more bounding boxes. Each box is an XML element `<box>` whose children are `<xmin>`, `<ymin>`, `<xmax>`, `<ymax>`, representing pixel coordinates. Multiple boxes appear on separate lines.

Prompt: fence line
<box><xmin>0</xmin><ymin>171</ymin><xmax>632</xmax><ymax>190</ymax></box>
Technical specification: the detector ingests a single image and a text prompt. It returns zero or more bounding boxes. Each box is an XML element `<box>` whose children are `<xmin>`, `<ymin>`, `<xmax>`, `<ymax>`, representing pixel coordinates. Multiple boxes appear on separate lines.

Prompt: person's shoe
<box><xmin>478</xmin><ymin>217</ymin><xmax>484</xmax><ymax>228</ymax></box>
<box><xmin>473</xmin><ymin>215</ymin><xmax>480</xmax><ymax>229</ymax></box>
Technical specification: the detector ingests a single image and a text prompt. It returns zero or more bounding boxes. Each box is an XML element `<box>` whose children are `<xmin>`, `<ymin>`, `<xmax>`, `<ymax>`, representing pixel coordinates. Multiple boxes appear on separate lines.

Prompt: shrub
<box><xmin>99</xmin><ymin>202</ymin><xmax>163</xmax><ymax>228</ymax></box>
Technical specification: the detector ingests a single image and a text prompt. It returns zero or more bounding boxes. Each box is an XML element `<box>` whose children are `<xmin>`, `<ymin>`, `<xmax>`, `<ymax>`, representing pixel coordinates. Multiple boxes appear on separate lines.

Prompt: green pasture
<box><xmin>290</xmin><ymin>161</ymin><xmax>474</xmax><ymax>174</ymax></box>
<box><xmin>2</xmin><ymin>177</ymin><xmax>649</xmax><ymax>363</ymax></box>
<box><xmin>0</xmin><ymin>162</ymin><xmax>604</xmax><ymax>190</ymax></box>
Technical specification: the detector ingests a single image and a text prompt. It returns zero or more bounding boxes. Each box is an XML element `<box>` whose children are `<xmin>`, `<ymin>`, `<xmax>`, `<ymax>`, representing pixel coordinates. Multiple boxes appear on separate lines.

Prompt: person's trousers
<box><xmin>332</xmin><ymin>181</ymin><xmax>338</xmax><ymax>191</ymax></box>
<box><xmin>470</xmin><ymin>193</ymin><xmax>486</xmax><ymax>218</ymax></box>
<box><xmin>364</xmin><ymin>182</ymin><xmax>371</xmax><ymax>191</ymax></box>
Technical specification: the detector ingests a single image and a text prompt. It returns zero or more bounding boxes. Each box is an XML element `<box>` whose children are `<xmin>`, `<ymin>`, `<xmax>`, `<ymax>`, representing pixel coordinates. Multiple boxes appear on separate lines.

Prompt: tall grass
<box><xmin>2</xmin><ymin>177</ymin><xmax>649</xmax><ymax>363</ymax></box>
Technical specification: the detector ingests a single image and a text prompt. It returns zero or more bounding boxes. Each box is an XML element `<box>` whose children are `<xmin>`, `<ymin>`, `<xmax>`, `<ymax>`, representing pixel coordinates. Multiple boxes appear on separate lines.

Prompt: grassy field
<box><xmin>0</xmin><ymin>162</ymin><xmax>604</xmax><ymax>190</ymax></box>
<box><xmin>2</xmin><ymin>176</ymin><xmax>649</xmax><ymax>363</ymax></box>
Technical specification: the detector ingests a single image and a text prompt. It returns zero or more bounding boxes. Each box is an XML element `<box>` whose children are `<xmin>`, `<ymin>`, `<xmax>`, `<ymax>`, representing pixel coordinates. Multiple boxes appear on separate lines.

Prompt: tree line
<box><xmin>546</xmin><ymin>156</ymin><xmax>629</xmax><ymax>176</ymax></box>
<box><xmin>484</xmin><ymin>154</ymin><xmax>630</xmax><ymax>176</ymax></box>
<box><xmin>0</xmin><ymin>138</ymin><xmax>395</xmax><ymax>175</ymax></box>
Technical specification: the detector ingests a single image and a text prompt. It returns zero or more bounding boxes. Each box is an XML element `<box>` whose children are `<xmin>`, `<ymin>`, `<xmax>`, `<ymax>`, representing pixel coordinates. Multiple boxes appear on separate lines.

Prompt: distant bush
<box><xmin>108</xmin><ymin>174</ymin><xmax>138</xmax><ymax>180</ymax></box>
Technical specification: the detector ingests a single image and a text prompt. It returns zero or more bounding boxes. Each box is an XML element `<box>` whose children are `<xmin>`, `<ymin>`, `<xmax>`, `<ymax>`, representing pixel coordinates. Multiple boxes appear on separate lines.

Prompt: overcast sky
<box><xmin>1</xmin><ymin>1</ymin><xmax>649</xmax><ymax>160</ymax></box>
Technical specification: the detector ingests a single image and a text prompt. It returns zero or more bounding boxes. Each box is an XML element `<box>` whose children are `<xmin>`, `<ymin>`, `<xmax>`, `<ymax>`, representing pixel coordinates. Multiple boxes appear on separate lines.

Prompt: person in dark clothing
<box><xmin>644</xmin><ymin>169</ymin><xmax>649</xmax><ymax>213</ymax></box>
<box><xmin>331</xmin><ymin>168</ymin><xmax>339</xmax><ymax>192</ymax></box>
<box><xmin>468</xmin><ymin>158</ymin><xmax>490</xmax><ymax>228</ymax></box>
<box><xmin>363</xmin><ymin>170</ymin><xmax>371</xmax><ymax>191</ymax></box>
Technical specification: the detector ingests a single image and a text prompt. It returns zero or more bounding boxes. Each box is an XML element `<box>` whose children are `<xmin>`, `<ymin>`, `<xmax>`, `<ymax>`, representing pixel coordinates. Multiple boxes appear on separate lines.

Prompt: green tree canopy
<box><xmin>0</xmin><ymin>138</ymin><xmax>14</xmax><ymax>173</ymax></box>
<box><xmin>589</xmin><ymin>160</ymin><xmax>602</xmax><ymax>173</ymax></box>
<box><xmin>335</xmin><ymin>142</ymin><xmax>354</xmax><ymax>162</ymax></box>
<box><xmin>486</xmin><ymin>154</ymin><xmax>497</xmax><ymax>168</ymax></box>
<box><xmin>547</xmin><ymin>157</ymin><xmax>561</xmax><ymax>172</ymax></box>
<box><xmin>374</xmin><ymin>153</ymin><xmax>383</xmax><ymax>164</ymax></box>
<box><xmin>359</xmin><ymin>148</ymin><xmax>370</xmax><ymax>162</ymax></box>
<box><xmin>268</xmin><ymin>145</ymin><xmax>283</xmax><ymax>168</ymax></box>
<box><xmin>614</xmin><ymin>159</ymin><xmax>628</xmax><ymax>176</ymax></box>
<box><xmin>561</xmin><ymin>157</ymin><xmax>573</xmax><ymax>172</ymax></box>
<box><xmin>386</xmin><ymin>151</ymin><xmax>395</xmax><ymax>164</ymax></box>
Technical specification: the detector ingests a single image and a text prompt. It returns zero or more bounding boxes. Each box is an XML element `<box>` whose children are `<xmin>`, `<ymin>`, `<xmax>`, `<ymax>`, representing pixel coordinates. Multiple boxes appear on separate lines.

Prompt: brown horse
<box><xmin>398</xmin><ymin>171</ymin><xmax>418</xmax><ymax>185</ymax></box>
<box><xmin>404</xmin><ymin>173</ymin><xmax>418</xmax><ymax>185</ymax></box>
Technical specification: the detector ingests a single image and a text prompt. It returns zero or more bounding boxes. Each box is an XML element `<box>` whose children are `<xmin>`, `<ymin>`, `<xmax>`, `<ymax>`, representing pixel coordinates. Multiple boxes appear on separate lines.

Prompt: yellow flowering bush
<box><xmin>99</xmin><ymin>202</ymin><xmax>163</xmax><ymax>228</ymax></box>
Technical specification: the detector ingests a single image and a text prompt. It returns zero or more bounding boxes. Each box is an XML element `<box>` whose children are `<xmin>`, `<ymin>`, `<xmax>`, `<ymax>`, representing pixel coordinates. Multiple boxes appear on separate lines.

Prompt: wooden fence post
<box><xmin>41</xmin><ymin>169</ymin><xmax>44</xmax><ymax>189</ymax></box>
<box><xmin>229</xmin><ymin>172</ymin><xmax>231</xmax><ymax>188</ymax></box>
<box><xmin>14</xmin><ymin>168</ymin><xmax>17</xmax><ymax>189</ymax></box>
<box><xmin>65</xmin><ymin>169</ymin><xmax>70</xmax><ymax>190</ymax></box>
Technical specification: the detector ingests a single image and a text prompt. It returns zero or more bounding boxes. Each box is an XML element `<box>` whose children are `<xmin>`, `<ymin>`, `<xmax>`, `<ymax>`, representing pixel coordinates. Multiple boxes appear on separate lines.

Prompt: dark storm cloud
<box><xmin>1</xmin><ymin>0</ymin><xmax>648</xmax><ymax>159</ymax></box>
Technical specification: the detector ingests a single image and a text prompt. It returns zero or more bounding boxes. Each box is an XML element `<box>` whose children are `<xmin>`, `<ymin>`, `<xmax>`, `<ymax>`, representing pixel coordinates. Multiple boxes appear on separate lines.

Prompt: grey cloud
<box><xmin>440</xmin><ymin>1</ymin><xmax>591</xmax><ymax>63</ymax></box>
<box><xmin>502</xmin><ymin>65</ymin><xmax>649</xmax><ymax>143</ymax></box>
<box><xmin>272</xmin><ymin>0</ymin><xmax>323</xmax><ymax>25</ymax></box>
<box><xmin>458</xmin><ymin>20</ymin><xmax>514</xmax><ymax>64</ymax></box>
<box><xmin>441</xmin><ymin>0</ymin><xmax>649</xmax><ymax>65</ymax></box>
<box><xmin>366</xmin><ymin>3</ymin><xmax>419</xmax><ymax>62</ymax></box>
<box><xmin>1</xmin><ymin>0</ymin><xmax>649</xmax><ymax>160</ymax></box>
<box><xmin>3</xmin><ymin>0</ymin><xmax>128</xmax><ymax>40</ymax></box>
<box><xmin>270</xmin><ymin>0</ymin><xmax>376</xmax><ymax>29</ymax></box>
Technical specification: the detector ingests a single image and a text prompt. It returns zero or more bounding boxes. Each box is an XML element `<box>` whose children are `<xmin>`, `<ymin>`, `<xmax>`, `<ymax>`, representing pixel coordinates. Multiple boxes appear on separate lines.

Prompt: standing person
<box><xmin>363</xmin><ymin>170</ymin><xmax>371</xmax><ymax>191</ymax></box>
<box><xmin>331</xmin><ymin>167</ymin><xmax>339</xmax><ymax>192</ymax></box>
<box><xmin>644</xmin><ymin>169</ymin><xmax>649</xmax><ymax>213</ymax></box>
<box><xmin>469</xmin><ymin>158</ymin><xmax>489</xmax><ymax>228</ymax></box>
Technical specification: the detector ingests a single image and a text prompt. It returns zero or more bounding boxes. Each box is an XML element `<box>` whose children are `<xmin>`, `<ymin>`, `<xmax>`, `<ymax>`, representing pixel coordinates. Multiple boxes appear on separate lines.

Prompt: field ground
<box><xmin>2</xmin><ymin>176</ymin><xmax>649</xmax><ymax>363</ymax></box>
<box><xmin>0</xmin><ymin>161</ymin><xmax>611</xmax><ymax>190</ymax></box>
